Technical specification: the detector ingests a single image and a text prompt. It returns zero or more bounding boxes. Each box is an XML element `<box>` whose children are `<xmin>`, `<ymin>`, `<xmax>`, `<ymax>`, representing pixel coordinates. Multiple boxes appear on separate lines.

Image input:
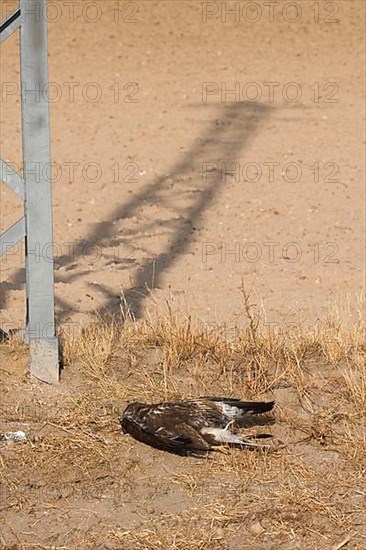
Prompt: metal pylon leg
<box><xmin>1</xmin><ymin>2</ymin><xmax>59</xmax><ymax>383</ymax></box>
<box><xmin>20</xmin><ymin>0</ymin><xmax>59</xmax><ymax>383</ymax></box>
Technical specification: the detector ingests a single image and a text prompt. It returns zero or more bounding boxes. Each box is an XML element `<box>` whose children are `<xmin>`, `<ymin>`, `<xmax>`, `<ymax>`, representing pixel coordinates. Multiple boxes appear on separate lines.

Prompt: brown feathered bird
<box><xmin>120</xmin><ymin>397</ymin><xmax>275</xmax><ymax>456</ymax></box>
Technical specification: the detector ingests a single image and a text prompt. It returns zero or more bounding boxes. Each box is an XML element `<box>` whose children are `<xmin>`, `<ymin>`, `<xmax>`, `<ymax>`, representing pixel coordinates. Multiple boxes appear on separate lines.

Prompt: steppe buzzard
<box><xmin>120</xmin><ymin>397</ymin><xmax>274</xmax><ymax>456</ymax></box>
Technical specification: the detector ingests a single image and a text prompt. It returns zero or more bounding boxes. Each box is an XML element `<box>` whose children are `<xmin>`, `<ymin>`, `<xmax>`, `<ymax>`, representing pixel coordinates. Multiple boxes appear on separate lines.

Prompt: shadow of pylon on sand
<box><xmin>107</xmin><ymin>101</ymin><xmax>272</xmax><ymax>321</ymax></box>
<box><xmin>0</xmin><ymin>101</ymin><xmax>272</xmax><ymax>325</ymax></box>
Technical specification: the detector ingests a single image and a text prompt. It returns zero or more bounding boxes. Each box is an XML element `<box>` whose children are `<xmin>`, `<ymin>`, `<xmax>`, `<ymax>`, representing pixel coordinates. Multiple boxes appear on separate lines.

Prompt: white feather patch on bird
<box><xmin>220</xmin><ymin>403</ymin><xmax>242</xmax><ymax>418</ymax></box>
<box><xmin>201</xmin><ymin>427</ymin><xmax>270</xmax><ymax>447</ymax></box>
<box><xmin>201</xmin><ymin>427</ymin><xmax>244</xmax><ymax>444</ymax></box>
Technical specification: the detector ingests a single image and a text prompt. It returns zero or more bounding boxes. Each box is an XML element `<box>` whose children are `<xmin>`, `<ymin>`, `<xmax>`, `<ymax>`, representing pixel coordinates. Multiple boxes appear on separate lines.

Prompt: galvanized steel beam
<box><xmin>0</xmin><ymin>7</ymin><xmax>21</xmax><ymax>44</ymax></box>
<box><xmin>0</xmin><ymin>159</ymin><xmax>25</xmax><ymax>199</ymax></box>
<box><xmin>0</xmin><ymin>0</ymin><xmax>59</xmax><ymax>383</ymax></box>
<box><xmin>0</xmin><ymin>217</ymin><xmax>26</xmax><ymax>256</ymax></box>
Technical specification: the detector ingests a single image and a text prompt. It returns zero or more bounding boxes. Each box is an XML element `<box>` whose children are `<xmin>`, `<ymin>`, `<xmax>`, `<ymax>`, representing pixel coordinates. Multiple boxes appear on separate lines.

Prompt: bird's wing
<box><xmin>122</xmin><ymin>414</ymin><xmax>211</xmax><ymax>455</ymax></box>
<box><xmin>195</xmin><ymin>397</ymin><xmax>275</xmax><ymax>421</ymax></box>
<box><xmin>156</xmin><ymin>423</ymin><xmax>212</xmax><ymax>452</ymax></box>
<box><xmin>201</xmin><ymin>397</ymin><xmax>274</xmax><ymax>412</ymax></box>
<box><xmin>185</xmin><ymin>399</ymin><xmax>225</xmax><ymax>423</ymax></box>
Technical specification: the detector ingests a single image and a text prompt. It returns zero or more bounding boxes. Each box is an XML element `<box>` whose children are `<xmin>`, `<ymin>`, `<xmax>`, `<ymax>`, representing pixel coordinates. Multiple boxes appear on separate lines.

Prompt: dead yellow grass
<box><xmin>0</xmin><ymin>294</ymin><xmax>365</xmax><ymax>549</ymax></box>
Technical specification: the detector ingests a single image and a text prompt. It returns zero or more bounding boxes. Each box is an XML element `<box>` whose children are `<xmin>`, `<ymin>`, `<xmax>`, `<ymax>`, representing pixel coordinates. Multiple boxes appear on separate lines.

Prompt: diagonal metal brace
<box><xmin>0</xmin><ymin>7</ymin><xmax>21</xmax><ymax>43</ymax></box>
<box><xmin>0</xmin><ymin>217</ymin><xmax>26</xmax><ymax>256</ymax></box>
<box><xmin>0</xmin><ymin>159</ymin><xmax>25</xmax><ymax>199</ymax></box>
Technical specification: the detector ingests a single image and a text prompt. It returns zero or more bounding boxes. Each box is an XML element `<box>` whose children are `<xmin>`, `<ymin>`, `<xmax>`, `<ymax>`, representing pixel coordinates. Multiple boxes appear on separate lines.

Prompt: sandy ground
<box><xmin>0</xmin><ymin>0</ymin><xmax>365</xmax><ymax>336</ymax></box>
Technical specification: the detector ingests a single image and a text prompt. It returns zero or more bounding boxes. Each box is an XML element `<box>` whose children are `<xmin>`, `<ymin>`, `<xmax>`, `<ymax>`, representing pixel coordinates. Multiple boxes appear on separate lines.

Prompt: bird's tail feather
<box><xmin>210</xmin><ymin>398</ymin><xmax>274</xmax><ymax>413</ymax></box>
<box><xmin>201</xmin><ymin>397</ymin><xmax>274</xmax><ymax>419</ymax></box>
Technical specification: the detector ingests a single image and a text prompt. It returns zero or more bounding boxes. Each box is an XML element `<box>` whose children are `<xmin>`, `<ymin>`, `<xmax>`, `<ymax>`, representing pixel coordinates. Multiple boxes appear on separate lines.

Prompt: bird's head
<box><xmin>120</xmin><ymin>401</ymin><xmax>148</xmax><ymax>433</ymax></box>
<box><xmin>121</xmin><ymin>401</ymin><xmax>147</xmax><ymax>419</ymax></box>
